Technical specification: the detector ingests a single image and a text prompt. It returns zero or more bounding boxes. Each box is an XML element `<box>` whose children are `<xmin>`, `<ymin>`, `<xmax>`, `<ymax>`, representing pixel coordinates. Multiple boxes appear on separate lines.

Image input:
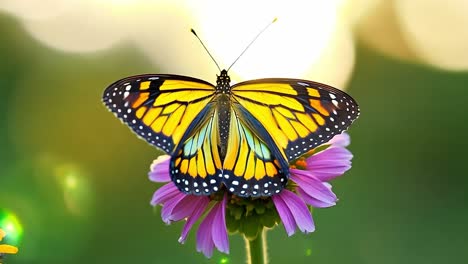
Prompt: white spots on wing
<box><xmin>332</xmin><ymin>99</ymin><xmax>339</xmax><ymax>107</ymax></box>
<box><xmin>329</xmin><ymin>93</ymin><xmax>336</xmax><ymax>99</ymax></box>
<box><xmin>125</xmin><ymin>85</ymin><xmax>131</xmax><ymax>91</ymax></box>
<box><xmin>123</xmin><ymin>91</ymin><xmax>130</xmax><ymax>98</ymax></box>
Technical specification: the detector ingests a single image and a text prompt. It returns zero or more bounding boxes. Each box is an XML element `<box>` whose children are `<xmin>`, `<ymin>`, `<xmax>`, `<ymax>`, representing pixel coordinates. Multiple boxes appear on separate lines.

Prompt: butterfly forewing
<box><xmin>102</xmin><ymin>74</ymin><xmax>216</xmax><ymax>154</ymax></box>
<box><xmin>231</xmin><ymin>79</ymin><xmax>359</xmax><ymax>162</ymax></box>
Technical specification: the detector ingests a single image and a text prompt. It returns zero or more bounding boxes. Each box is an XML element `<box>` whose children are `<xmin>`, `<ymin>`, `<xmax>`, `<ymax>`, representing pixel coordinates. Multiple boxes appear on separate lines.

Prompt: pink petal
<box><xmin>211</xmin><ymin>195</ymin><xmax>229</xmax><ymax>254</ymax></box>
<box><xmin>150</xmin><ymin>182</ymin><xmax>180</xmax><ymax>206</ymax></box>
<box><xmin>170</xmin><ymin>195</ymin><xmax>206</xmax><ymax>221</ymax></box>
<box><xmin>161</xmin><ymin>192</ymin><xmax>186</xmax><ymax>223</ymax></box>
<box><xmin>179</xmin><ymin>196</ymin><xmax>210</xmax><ymax>243</ymax></box>
<box><xmin>196</xmin><ymin>205</ymin><xmax>216</xmax><ymax>258</ymax></box>
<box><xmin>279</xmin><ymin>190</ymin><xmax>315</xmax><ymax>234</ymax></box>
<box><xmin>149</xmin><ymin>155</ymin><xmax>171</xmax><ymax>182</ymax></box>
<box><xmin>272</xmin><ymin>192</ymin><xmax>297</xmax><ymax>236</ymax></box>
<box><xmin>297</xmin><ymin>187</ymin><xmax>336</xmax><ymax>208</ymax></box>
<box><xmin>328</xmin><ymin>133</ymin><xmax>350</xmax><ymax>147</ymax></box>
<box><xmin>290</xmin><ymin>169</ymin><xmax>337</xmax><ymax>205</ymax></box>
<box><xmin>306</xmin><ymin>147</ymin><xmax>352</xmax><ymax>181</ymax></box>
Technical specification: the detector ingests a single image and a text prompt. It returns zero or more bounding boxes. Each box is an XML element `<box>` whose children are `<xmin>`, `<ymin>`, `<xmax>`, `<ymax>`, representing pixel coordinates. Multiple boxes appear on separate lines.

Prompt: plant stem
<box><xmin>245</xmin><ymin>229</ymin><xmax>267</xmax><ymax>264</ymax></box>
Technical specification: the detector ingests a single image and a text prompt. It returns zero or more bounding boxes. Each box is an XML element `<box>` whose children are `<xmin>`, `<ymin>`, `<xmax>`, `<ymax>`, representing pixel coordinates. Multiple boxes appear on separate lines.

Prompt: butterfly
<box><xmin>103</xmin><ymin>69</ymin><xmax>359</xmax><ymax>197</ymax></box>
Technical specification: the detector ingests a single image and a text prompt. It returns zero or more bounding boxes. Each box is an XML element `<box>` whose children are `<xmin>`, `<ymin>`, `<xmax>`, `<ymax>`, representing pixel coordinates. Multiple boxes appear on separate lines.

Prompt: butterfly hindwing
<box><xmin>231</xmin><ymin>79</ymin><xmax>360</xmax><ymax>162</ymax></box>
<box><xmin>102</xmin><ymin>74</ymin><xmax>216</xmax><ymax>154</ymax></box>
<box><xmin>222</xmin><ymin>105</ymin><xmax>289</xmax><ymax>197</ymax></box>
<box><xmin>169</xmin><ymin>104</ymin><xmax>224</xmax><ymax>195</ymax></box>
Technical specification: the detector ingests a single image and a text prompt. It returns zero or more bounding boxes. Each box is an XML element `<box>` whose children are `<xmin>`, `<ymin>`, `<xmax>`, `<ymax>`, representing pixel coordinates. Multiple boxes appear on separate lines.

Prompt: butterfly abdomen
<box><xmin>217</xmin><ymin>94</ymin><xmax>231</xmax><ymax>159</ymax></box>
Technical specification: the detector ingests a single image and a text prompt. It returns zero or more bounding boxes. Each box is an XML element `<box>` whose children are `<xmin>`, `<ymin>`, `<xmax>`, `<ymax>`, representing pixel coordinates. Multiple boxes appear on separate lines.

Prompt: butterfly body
<box><xmin>103</xmin><ymin>70</ymin><xmax>359</xmax><ymax>197</ymax></box>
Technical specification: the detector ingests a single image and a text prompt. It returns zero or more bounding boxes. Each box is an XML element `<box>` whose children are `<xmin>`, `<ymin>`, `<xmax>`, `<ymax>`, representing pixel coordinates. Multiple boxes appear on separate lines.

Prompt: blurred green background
<box><xmin>1</xmin><ymin>2</ymin><xmax>468</xmax><ymax>264</ymax></box>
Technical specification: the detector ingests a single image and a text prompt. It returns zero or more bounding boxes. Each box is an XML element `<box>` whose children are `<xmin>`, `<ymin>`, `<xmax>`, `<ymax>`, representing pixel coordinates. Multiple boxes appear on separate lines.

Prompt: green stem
<box><xmin>245</xmin><ymin>229</ymin><xmax>268</xmax><ymax>264</ymax></box>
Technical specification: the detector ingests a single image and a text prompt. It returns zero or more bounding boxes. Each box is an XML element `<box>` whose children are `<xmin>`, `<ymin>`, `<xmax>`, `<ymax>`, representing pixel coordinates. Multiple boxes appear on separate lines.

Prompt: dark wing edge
<box><xmin>102</xmin><ymin>74</ymin><xmax>216</xmax><ymax>154</ymax></box>
<box><xmin>231</xmin><ymin>78</ymin><xmax>360</xmax><ymax>161</ymax></box>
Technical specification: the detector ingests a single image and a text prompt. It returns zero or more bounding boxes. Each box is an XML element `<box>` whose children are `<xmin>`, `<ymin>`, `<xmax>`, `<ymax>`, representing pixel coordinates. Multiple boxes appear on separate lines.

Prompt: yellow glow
<box><xmin>395</xmin><ymin>0</ymin><xmax>468</xmax><ymax>70</ymax></box>
<box><xmin>4</xmin><ymin>0</ymin><xmax>355</xmax><ymax>86</ymax></box>
<box><xmin>189</xmin><ymin>0</ymin><xmax>348</xmax><ymax>84</ymax></box>
<box><xmin>65</xmin><ymin>174</ymin><xmax>77</xmax><ymax>189</ymax></box>
<box><xmin>53</xmin><ymin>163</ymin><xmax>94</xmax><ymax>216</ymax></box>
<box><xmin>0</xmin><ymin>0</ymin><xmax>75</xmax><ymax>20</ymax></box>
<box><xmin>356</xmin><ymin>0</ymin><xmax>418</xmax><ymax>61</ymax></box>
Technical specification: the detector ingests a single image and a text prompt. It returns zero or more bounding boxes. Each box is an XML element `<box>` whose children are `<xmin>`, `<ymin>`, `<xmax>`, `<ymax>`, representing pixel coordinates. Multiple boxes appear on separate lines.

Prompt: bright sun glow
<box><xmin>190</xmin><ymin>0</ymin><xmax>346</xmax><ymax>83</ymax></box>
<box><xmin>1</xmin><ymin>0</ymin><xmax>355</xmax><ymax>88</ymax></box>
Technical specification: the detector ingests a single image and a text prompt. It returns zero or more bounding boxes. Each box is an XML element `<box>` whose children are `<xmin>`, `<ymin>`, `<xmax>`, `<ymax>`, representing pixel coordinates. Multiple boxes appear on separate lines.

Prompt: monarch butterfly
<box><xmin>102</xmin><ymin>24</ymin><xmax>359</xmax><ymax>198</ymax></box>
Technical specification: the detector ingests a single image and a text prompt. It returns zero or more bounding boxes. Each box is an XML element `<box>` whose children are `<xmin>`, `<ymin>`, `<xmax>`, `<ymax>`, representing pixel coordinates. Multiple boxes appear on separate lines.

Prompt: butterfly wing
<box><xmin>102</xmin><ymin>74</ymin><xmax>216</xmax><ymax>154</ymax></box>
<box><xmin>168</xmin><ymin>103</ymin><xmax>225</xmax><ymax>195</ymax></box>
<box><xmin>231</xmin><ymin>79</ymin><xmax>359</xmax><ymax>162</ymax></box>
<box><xmin>222</xmin><ymin>105</ymin><xmax>290</xmax><ymax>197</ymax></box>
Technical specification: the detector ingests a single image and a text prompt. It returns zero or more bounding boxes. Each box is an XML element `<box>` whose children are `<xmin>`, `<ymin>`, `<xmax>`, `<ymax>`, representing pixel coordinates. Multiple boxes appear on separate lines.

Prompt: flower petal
<box><xmin>150</xmin><ymin>182</ymin><xmax>180</xmax><ymax>206</ymax></box>
<box><xmin>149</xmin><ymin>155</ymin><xmax>171</xmax><ymax>182</ymax></box>
<box><xmin>272</xmin><ymin>192</ymin><xmax>297</xmax><ymax>236</ymax></box>
<box><xmin>211</xmin><ymin>195</ymin><xmax>229</xmax><ymax>254</ymax></box>
<box><xmin>170</xmin><ymin>195</ymin><xmax>206</xmax><ymax>222</ymax></box>
<box><xmin>161</xmin><ymin>192</ymin><xmax>186</xmax><ymax>223</ymax></box>
<box><xmin>279</xmin><ymin>190</ymin><xmax>315</xmax><ymax>234</ymax></box>
<box><xmin>297</xmin><ymin>187</ymin><xmax>336</xmax><ymax>208</ymax></box>
<box><xmin>328</xmin><ymin>132</ymin><xmax>350</xmax><ymax>147</ymax></box>
<box><xmin>290</xmin><ymin>169</ymin><xmax>337</xmax><ymax>206</ymax></box>
<box><xmin>306</xmin><ymin>147</ymin><xmax>352</xmax><ymax>181</ymax></box>
<box><xmin>196</xmin><ymin>205</ymin><xmax>215</xmax><ymax>258</ymax></box>
<box><xmin>179</xmin><ymin>196</ymin><xmax>210</xmax><ymax>244</ymax></box>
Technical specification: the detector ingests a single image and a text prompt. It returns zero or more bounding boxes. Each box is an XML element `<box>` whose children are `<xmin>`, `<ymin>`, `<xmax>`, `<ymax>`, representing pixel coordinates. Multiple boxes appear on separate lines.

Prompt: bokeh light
<box><xmin>1</xmin><ymin>0</ymin><xmax>356</xmax><ymax>88</ymax></box>
<box><xmin>395</xmin><ymin>0</ymin><xmax>468</xmax><ymax>70</ymax></box>
<box><xmin>186</xmin><ymin>0</ymin><xmax>355</xmax><ymax>88</ymax></box>
<box><xmin>0</xmin><ymin>209</ymin><xmax>24</xmax><ymax>247</ymax></box>
<box><xmin>53</xmin><ymin>163</ymin><xmax>94</xmax><ymax>217</ymax></box>
<box><xmin>356</xmin><ymin>0</ymin><xmax>418</xmax><ymax>61</ymax></box>
<box><xmin>219</xmin><ymin>256</ymin><xmax>230</xmax><ymax>263</ymax></box>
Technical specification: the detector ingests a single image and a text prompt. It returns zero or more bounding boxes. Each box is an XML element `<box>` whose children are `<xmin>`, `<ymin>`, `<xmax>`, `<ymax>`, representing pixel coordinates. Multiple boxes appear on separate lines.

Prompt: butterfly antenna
<box><xmin>191</xmin><ymin>28</ymin><xmax>221</xmax><ymax>72</ymax></box>
<box><xmin>227</xmin><ymin>17</ymin><xmax>278</xmax><ymax>72</ymax></box>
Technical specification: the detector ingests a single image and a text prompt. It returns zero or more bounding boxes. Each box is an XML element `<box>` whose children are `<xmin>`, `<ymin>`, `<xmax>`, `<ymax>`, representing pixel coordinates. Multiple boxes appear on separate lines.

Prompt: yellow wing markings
<box><xmin>173</xmin><ymin>110</ymin><xmax>222</xmax><ymax>180</ymax></box>
<box><xmin>224</xmin><ymin>109</ymin><xmax>283</xmax><ymax>182</ymax></box>
<box><xmin>160</xmin><ymin>80</ymin><xmax>214</xmax><ymax>91</ymax></box>
<box><xmin>140</xmin><ymin>81</ymin><xmax>151</xmax><ymax>90</ymax></box>
<box><xmin>231</xmin><ymin>83</ymin><xmax>298</xmax><ymax>95</ymax></box>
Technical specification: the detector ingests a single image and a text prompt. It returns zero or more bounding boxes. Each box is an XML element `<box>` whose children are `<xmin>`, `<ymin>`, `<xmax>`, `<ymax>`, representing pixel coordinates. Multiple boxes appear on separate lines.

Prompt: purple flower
<box><xmin>149</xmin><ymin>156</ymin><xmax>228</xmax><ymax>258</ymax></box>
<box><xmin>272</xmin><ymin>133</ymin><xmax>353</xmax><ymax>236</ymax></box>
<box><xmin>148</xmin><ymin>133</ymin><xmax>354</xmax><ymax>257</ymax></box>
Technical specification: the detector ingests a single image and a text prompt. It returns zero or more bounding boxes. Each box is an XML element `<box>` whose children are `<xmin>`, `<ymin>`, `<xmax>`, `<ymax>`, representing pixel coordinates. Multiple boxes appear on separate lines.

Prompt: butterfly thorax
<box><xmin>216</xmin><ymin>69</ymin><xmax>231</xmax><ymax>95</ymax></box>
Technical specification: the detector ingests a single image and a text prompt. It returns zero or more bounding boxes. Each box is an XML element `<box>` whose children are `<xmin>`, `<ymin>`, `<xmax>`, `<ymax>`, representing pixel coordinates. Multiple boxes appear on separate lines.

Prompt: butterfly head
<box><xmin>216</xmin><ymin>70</ymin><xmax>231</xmax><ymax>94</ymax></box>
